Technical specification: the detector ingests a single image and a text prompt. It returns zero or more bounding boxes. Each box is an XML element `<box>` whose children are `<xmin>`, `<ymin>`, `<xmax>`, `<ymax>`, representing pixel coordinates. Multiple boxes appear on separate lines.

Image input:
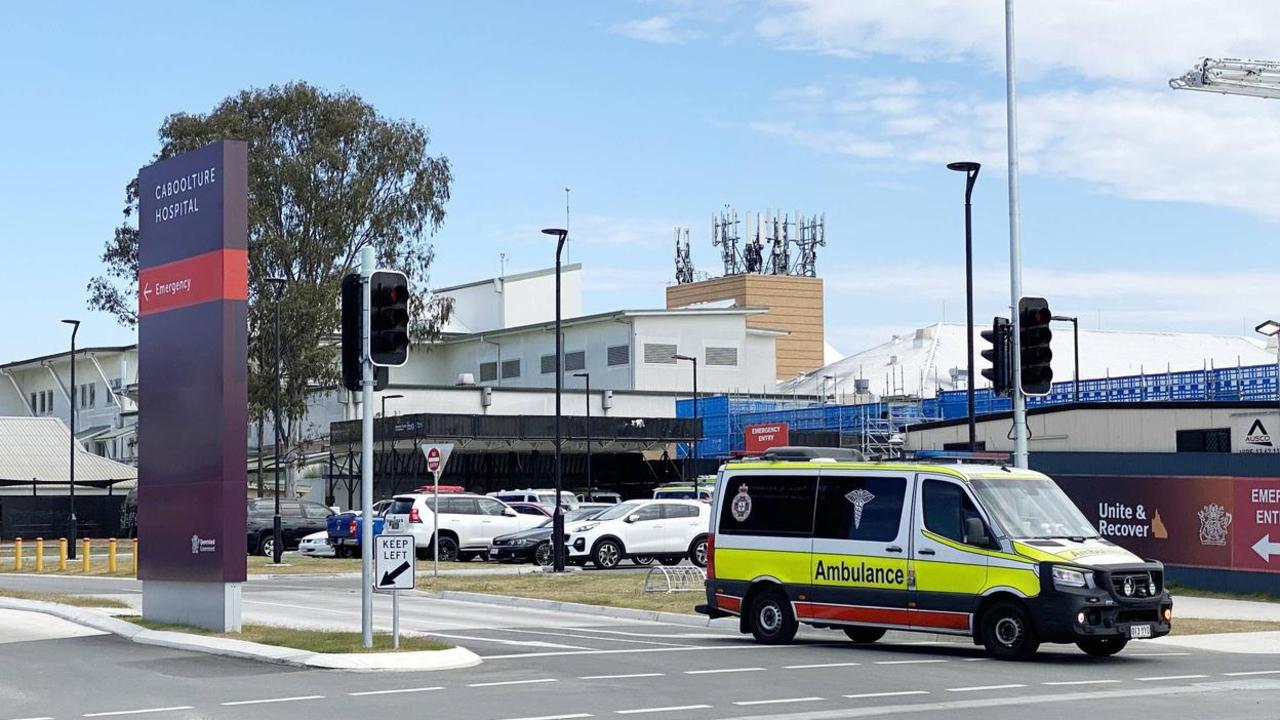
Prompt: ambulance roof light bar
<box><xmin>757</xmin><ymin>446</ymin><xmax>866</xmax><ymax>462</ymax></box>
<box><xmin>915</xmin><ymin>450</ymin><xmax>1011</xmax><ymax>464</ymax></box>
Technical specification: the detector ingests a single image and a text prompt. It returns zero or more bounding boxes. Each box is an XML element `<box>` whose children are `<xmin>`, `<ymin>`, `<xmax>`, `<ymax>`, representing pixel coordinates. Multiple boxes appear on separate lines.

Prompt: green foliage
<box><xmin>87</xmin><ymin>82</ymin><xmax>454</xmax><ymax>425</ymax></box>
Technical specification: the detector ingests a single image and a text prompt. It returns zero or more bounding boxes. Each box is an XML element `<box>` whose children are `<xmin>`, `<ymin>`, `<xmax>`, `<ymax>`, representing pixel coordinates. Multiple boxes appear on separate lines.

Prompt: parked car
<box><xmin>507</xmin><ymin>502</ymin><xmax>553</xmax><ymax>518</ymax></box>
<box><xmin>298</xmin><ymin>530</ymin><xmax>336</xmax><ymax>558</ymax></box>
<box><xmin>246</xmin><ymin>499</ymin><xmax>335</xmax><ymax>557</ymax></box>
<box><xmin>488</xmin><ymin>489</ymin><xmax>579</xmax><ymax>511</ymax></box>
<box><xmin>564</xmin><ymin>499</ymin><xmax>710</xmax><ymax>569</ymax></box>
<box><xmin>489</xmin><ymin>508</ymin><xmax>608</xmax><ymax>565</ymax></box>
<box><xmin>576</xmin><ymin>490</ymin><xmax>623</xmax><ymax>504</ymax></box>
<box><xmin>652</xmin><ymin>484</ymin><xmax>713</xmax><ymax>502</ymax></box>
<box><xmin>384</xmin><ymin>492</ymin><xmax>545</xmax><ymax>561</ymax></box>
<box><xmin>326</xmin><ymin>499</ymin><xmax>394</xmax><ymax>558</ymax></box>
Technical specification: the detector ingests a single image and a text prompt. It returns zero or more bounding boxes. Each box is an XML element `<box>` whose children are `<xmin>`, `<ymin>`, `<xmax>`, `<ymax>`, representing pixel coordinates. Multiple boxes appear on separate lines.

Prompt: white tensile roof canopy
<box><xmin>0</xmin><ymin>417</ymin><xmax>137</xmax><ymax>488</ymax></box>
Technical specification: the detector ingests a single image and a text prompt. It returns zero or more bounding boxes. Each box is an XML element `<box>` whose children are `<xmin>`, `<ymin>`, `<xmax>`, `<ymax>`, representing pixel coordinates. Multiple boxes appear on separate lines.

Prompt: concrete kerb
<box><xmin>0</xmin><ymin>597</ymin><xmax>482</xmax><ymax>672</ymax></box>
<box><xmin>422</xmin><ymin>589</ymin><xmax>721</xmax><ymax>628</ymax></box>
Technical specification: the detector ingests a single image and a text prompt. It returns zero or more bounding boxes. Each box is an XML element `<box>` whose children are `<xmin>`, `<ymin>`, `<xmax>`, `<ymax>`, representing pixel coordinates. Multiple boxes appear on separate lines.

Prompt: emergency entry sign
<box><xmin>375</xmin><ymin>534</ymin><xmax>415</xmax><ymax>591</ymax></box>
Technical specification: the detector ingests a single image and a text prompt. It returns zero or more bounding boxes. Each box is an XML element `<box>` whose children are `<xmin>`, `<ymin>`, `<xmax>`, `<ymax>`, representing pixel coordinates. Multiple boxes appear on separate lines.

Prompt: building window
<box><xmin>46</xmin><ymin>390</ymin><xmax>53</xmax><ymax>414</ymax></box>
<box><xmin>95</xmin><ymin>441</ymin><xmax>107</xmax><ymax>457</ymax></box>
<box><xmin>1176</xmin><ymin>428</ymin><xmax>1231</xmax><ymax>453</ymax></box>
<box><xmin>643</xmin><ymin>343</ymin><xmax>677</xmax><ymax>364</ymax></box>
<box><xmin>501</xmin><ymin>359</ymin><xmax>521</xmax><ymax>379</ymax></box>
<box><xmin>607</xmin><ymin>344</ymin><xmax>629</xmax><ymax>366</ymax></box>
<box><xmin>706</xmin><ymin>346</ymin><xmax>738</xmax><ymax>367</ymax></box>
<box><xmin>89</xmin><ymin>383</ymin><xmax>96</xmax><ymax>408</ymax></box>
<box><xmin>479</xmin><ymin>362</ymin><xmax>498</xmax><ymax>382</ymax></box>
<box><xmin>540</xmin><ymin>354</ymin><xmax>556</xmax><ymax>375</ymax></box>
<box><xmin>38</xmin><ymin>391</ymin><xmax>46</xmax><ymax>414</ymax></box>
<box><xmin>30</xmin><ymin>393</ymin><xmax>37</xmax><ymax>413</ymax></box>
<box><xmin>564</xmin><ymin>351</ymin><xmax>585</xmax><ymax>372</ymax></box>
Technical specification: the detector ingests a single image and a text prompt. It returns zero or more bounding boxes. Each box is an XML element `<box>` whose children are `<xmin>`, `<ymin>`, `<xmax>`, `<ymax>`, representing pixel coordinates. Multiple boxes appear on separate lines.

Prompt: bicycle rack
<box><xmin>643</xmin><ymin>565</ymin><xmax>707</xmax><ymax>594</ymax></box>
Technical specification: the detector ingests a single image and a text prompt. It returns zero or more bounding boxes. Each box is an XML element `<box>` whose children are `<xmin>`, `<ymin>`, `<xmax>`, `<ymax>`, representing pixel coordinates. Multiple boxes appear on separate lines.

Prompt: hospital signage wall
<box><xmin>136</xmin><ymin>141</ymin><xmax>249</xmax><ymax>631</ymax></box>
<box><xmin>1055</xmin><ymin>475</ymin><xmax>1280</xmax><ymax>575</ymax></box>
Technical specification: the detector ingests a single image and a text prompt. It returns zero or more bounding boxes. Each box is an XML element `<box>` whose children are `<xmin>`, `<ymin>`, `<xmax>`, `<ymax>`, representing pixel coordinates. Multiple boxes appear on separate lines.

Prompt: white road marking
<box><xmin>1043</xmin><ymin>680</ymin><xmax>1121</xmax><ymax>686</ymax></box>
<box><xmin>875</xmin><ymin>659</ymin><xmax>948</xmax><ymax>665</ymax></box>
<box><xmin>468</xmin><ymin>678</ymin><xmax>559</xmax><ymax>688</ymax></box>
<box><xmin>503</xmin><ymin>628</ymin><xmax>692</xmax><ymax>647</ymax></box>
<box><xmin>83</xmin><ymin>708</ymin><xmax>195</xmax><ymax>717</ymax></box>
<box><xmin>220</xmin><ymin>695</ymin><xmax>325</xmax><ymax>706</ymax></box>
<box><xmin>947</xmin><ymin>684</ymin><xmax>1027</xmax><ymax>693</ymax></box>
<box><xmin>479</xmin><ymin>644</ymin><xmax>796</xmax><ymax>660</ymax></box>
<box><xmin>962</xmin><ymin>657</ymin><xmax>989</xmax><ymax>662</ymax></box>
<box><xmin>1126</xmin><ymin>652</ymin><xmax>1191</xmax><ymax>657</ymax></box>
<box><xmin>615</xmin><ymin>706</ymin><xmax>712</xmax><ymax>715</ymax></box>
<box><xmin>843</xmin><ymin>691</ymin><xmax>930</xmax><ymax>699</ymax></box>
<box><xmin>733</xmin><ymin>697</ymin><xmax>824</xmax><ymax>706</ymax></box>
<box><xmin>495</xmin><ymin>715</ymin><xmax>592</xmax><ymax>720</ymax></box>
<box><xmin>10</xmin><ymin>716</ymin><xmax>54</xmax><ymax>720</ymax></box>
<box><xmin>684</xmin><ymin>666</ymin><xmax>764</xmax><ymax>675</ymax></box>
<box><xmin>348</xmin><ymin>686</ymin><xmax>444</xmax><ymax>696</ymax></box>
<box><xmin>1137</xmin><ymin>675</ymin><xmax>1209</xmax><ymax>682</ymax></box>
<box><xmin>1223</xmin><ymin>670</ymin><xmax>1280</xmax><ymax>677</ymax></box>
<box><xmin>428</xmin><ymin>632</ymin><xmax>587</xmax><ymax>649</ymax></box>
<box><xmin>785</xmin><ymin>662</ymin><xmax>862</xmax><ymax>669</ymax></box>
<box><xmin>555</xmin><ymin>627</ymin><xmax>728</xmax><ymax>640</ymax></box>
<box><xmin>579</xmin><ymin>673</ymin><xmax>665</xmax><ymax>680</ymax></box>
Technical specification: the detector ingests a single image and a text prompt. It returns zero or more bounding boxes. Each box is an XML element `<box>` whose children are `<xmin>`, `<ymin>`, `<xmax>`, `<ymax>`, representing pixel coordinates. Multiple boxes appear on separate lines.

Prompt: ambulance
<box><xmin>697</xmin><ymin>447</ymin><xmax>1173</xmax><ymax>660</ymax></box>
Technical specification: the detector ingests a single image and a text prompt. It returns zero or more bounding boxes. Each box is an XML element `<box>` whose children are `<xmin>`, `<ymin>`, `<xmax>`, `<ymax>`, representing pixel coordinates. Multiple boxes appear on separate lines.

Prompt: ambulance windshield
<box><xmin>970</xmin><ymin>476</ymin><xmax>1098</xmax><ymax>540</ymax></box>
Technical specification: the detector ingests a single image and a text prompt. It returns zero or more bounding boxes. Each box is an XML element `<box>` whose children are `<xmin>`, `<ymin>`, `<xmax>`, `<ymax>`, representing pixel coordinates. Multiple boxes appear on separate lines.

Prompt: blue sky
<box><xmin>3</xmin><ymin>1</ymin><xmax>1279</xmax><ymax>362</ymax></box>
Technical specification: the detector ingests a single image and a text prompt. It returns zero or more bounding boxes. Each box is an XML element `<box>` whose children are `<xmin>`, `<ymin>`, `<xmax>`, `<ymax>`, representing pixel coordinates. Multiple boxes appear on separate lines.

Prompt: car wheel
<box><xmin>981</xmin><ymin>600</ymin><xmax>1040</xmax><ymax>660</ymax></box>
<box><xmin>658</xmin><ymin>556</ymin><xmax>682</xmax><ymax>566</ymax></box>
<box><xmin>592</xmin><ymin>539</ymin><xmax>623</xmax><ymax>569</ymax></box>
<box><xmin>534</xmin><ymin>542</ymin><xmax>553</xmax><ymax>567</ymax></box>
<box><xmin>435</xmin><ymin>536</ymin><xmax>460</xmax><ymax>562</ymax></box>
<box><xmin>258</xmin><ymin>534</ymin><xmax>275</xmax><ymax>558</ymax></box>
<box><xmin>842</xmin><ymin>626</ymin><xmax>887</xmax><ymax>643</ymax></box>
<box><xmin>631</xmin><ymin>555</ymin><xmax>654</xmax><ymax>566</ymax></box>
<box><xmin>688</xmin><ymin>536</ymin><xmax>708</xmax><ymax>568</ymax></box>
<box><xmin>750</xmin><ymin>588</ymin><xmax>798</xmax><ymax>645</ymax></box>
<box><xmin>1076</xmin><ymin>638</ymin><xmax>1128</xmax><ymax>657</ymax></box>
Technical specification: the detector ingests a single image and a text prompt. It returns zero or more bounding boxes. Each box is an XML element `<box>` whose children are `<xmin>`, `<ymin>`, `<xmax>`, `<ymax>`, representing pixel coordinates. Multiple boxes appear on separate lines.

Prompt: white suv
<box><xmin>565</xmin><ymin>499</ymin><xmax>710</xmax><ymax>569</ymax></box>
<box><xmin>488</xmin><ymin>489</ymin><xmax>579</xmax><ymax>511</ymax></box>
<box><xmin>385</xmin><ymin>493</ymin><xmax>543</xmax><ymax>561</ymax></box>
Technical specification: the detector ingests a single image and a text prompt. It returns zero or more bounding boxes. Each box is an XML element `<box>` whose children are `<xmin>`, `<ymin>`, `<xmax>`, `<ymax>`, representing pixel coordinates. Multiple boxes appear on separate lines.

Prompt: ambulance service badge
<box><xmin>731</xmin><ymin>484</ymin><xmax>753</xmax><ymax>522</ymax></box>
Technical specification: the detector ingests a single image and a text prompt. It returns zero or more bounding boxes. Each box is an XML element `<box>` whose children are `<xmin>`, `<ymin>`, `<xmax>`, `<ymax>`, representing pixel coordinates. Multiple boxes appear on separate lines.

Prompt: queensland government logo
<box><xmin>190</xmin><ymin>535</ymin><xmax>217</xmax><ymax>555</ymax></box>
<box><xmin>1197</xmin><ymin>503</ymin><xmax>1232</xmax><ymax>546</ymax></box>
<box><xmin>845</xmin><ymin>488</ymin><xmax>875</xmax><ymax>530</ymax></box>
<box><xmin>730</xmin><ymin>484</ymin><xmax>752</xmax><ymax>522</ymax></box>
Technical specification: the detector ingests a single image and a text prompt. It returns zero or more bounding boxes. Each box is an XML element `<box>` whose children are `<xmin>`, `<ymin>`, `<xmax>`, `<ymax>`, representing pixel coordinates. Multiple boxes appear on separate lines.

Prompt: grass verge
<box><xmin>125</xmin><ymin>617</ymin><xmax>451</xmax><ymax>653</ymax></box>
<box><xmin>1168</xmin><ymin>582</ymin><xmax>1280</xmax><ymax>604</ymax></box>
<box><xmin>1172</xmin><ymin>617</ymin><xmax>1280</xmax><ymax>635</ymax></box>
<box><xmin>418</xmin><ymin>572</ymin><xmax>702</xmax><ymax>615</ymax></box>
<box><xmin>0</xmin><ymin>588</ymin><xmax>130</xmax><ymax>609</ymax></box>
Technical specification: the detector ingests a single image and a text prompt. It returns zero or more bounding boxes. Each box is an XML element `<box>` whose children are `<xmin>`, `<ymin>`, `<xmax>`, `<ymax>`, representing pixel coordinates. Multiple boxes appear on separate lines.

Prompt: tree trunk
<box><xmin>256</xmin><ymin>415</ymin><xmax>265</xmax><ymax>497</ymax></box>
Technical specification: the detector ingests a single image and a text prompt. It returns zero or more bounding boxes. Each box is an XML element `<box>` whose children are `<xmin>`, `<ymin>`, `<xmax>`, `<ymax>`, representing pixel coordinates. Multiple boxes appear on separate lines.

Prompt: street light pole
<box><xmin>573</xmin><ymin>372</ymin><xmax>591</xmax><ymax>500</ymax></box>
<box><xmin>543</xmin><ymin>227</ymin><xmax>569</xmax><ymax>572</ymax></box>
<box><xmin>1053</xmin><ymin>315</ymin><xmax>1080</xmax><ymax>402</ymax></box>
<box><xmin>1004</xmin><ymin>0</ymin><xmax>1030</xmax><ymax>468</ymax></box>
<box><xmin>267</xmin><ymin>277</ymin><xmax>286</xmax><ymax>564</ymax></box>
<box><xmin>673</xmin><ymin>354</ymin><xmax>699</xmax><ymax>496</ymax></box>
<box><xmin>381</xmin><ymin>394</ymin><xmax>404</xmax><ymax>496</ymax></box>
<box><xmin>61</xmin><ymin>319</ymin><xmax>80</xmax><ymax>560</ymax></box>
<box><xmin>947</xmin><ymin>161</ymin><xmax>981</xmax><ymax>450</ymax></box>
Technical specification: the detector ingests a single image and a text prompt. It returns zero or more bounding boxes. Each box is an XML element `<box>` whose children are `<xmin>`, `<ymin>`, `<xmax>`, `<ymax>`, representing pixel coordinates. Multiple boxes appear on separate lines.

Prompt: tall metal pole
<box><xmin>272</xmin><ymin>281</ymin><xmax>283</xmax><ymax>564</ymax></box>
<box><xmin>1073</xmin><ymin>318</ymin><xmax>1080</xmax><ymax>403</ymax></box>
<box><xmin>949</xmin><ymin>162</ymin><xmax>981</xmax><ymax>449</ymax></box>
<box><xmin>359</xmin><ymin>246</ymin><xmax>375</xmax><ymax>647</ymax></box>
<box><xmin>544</xmin><ymin>228</ymin><xmax>568</xmax><ymax>573</ymax></box>
<box><xmin>1004</xmin><ymin>0</ymin><xmax>1029</xmax><ymax>468</ymax></box>
<box><xmin>64</xmin><ymin>320</ymin><xmax>79</xmax><ymax>560</ymax></box>
<box><xmin>692</xmin><ymin>359</ymin><xmax>699</xmax><ymax>497</ymax></box>
<box><xmin>576</xmin><ymin>373</ymin><xmax>592</xmax><ymax>499</ymax></box>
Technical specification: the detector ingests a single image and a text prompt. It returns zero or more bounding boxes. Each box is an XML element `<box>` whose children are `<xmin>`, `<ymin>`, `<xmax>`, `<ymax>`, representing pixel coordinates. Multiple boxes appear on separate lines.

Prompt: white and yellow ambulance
<box><xmin>697</xmin><ymin>448</ymin><xmax>1173</xmax><ymax>660</ymax></box>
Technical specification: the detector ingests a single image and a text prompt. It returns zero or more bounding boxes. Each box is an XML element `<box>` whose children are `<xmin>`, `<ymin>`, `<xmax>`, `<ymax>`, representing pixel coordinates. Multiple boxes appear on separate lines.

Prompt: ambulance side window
<box><xmin>717</xmin><ymin>475</ymin><xmax>817</xmax><ymax>537</ymax></box>
<box><xmin>814</xmin><ymin>476</ymin><xmax>906</xmax><ymax>542</ymax></box>
<box><xmin>922</xmin><ymin>480</ymin><xmax>986</xmax><ymax>546</ymax></box>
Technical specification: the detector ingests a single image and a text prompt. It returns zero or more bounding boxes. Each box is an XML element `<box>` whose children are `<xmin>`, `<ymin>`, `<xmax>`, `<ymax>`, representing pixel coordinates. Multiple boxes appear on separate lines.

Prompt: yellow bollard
<box><xmin>13</xmin><ymin>538</ymin><xmax>22</xmax><ymax>571</ymax></box>
<box><xmin>132</xmin><ymin>538</ymin><xmax>139</xmax><ymax>577</ymax></box>
<box><xmin>82</xmin><ymin>538</ymin><xmax>91</xmax><ymax>573</ymax></box>
<box><xmin>58</xmin><ymin>538</ymin><xmax>67</xmax><ymax>571</ymax></box>
<box><xmin>108</xmin><ymin>538</ymin><xmax>117</xmax><ymax>574</ymax></box>
<box><xmin>34</xmin><ymin>538</ymin><xmax>44</xmax><ymax>573</ymax></box>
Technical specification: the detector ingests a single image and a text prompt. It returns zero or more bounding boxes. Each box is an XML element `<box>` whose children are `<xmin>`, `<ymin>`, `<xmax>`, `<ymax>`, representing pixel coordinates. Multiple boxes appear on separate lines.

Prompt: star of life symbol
<box><xmin>731</xmin><ymin>484</ymin><xmax>753</xmax><ymax>522</ymax></box>
<box><xmin>1197</xmin><ymin>503</ymin><xmax>1232</xmax><ymax>546</ymax></box>
<box><xmin>845</xmin><ymin>488</ymin><xmax>876</xmax><ymax>529</ymax></box>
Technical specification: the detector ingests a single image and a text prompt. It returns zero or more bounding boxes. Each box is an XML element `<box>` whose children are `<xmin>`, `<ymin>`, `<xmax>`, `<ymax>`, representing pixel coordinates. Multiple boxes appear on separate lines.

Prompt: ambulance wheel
<box><xmin>981</xmin><ymin>600</ymin><xmax>1039</xmax><ymax>660</ymax></box>
<box><xmin>842</xmin><ymin>626</ymin><xmax>887</xmax><ymax>644</ymax></box>
<box><xmin>1076</xmin><ymin>638</ymin><xmax>1128</xmax><ymax>657</ymax></box>
<box><xmin>750</xmin><ymin>588</ymin><xmax>798</xmax><ymax>645</ymax></box>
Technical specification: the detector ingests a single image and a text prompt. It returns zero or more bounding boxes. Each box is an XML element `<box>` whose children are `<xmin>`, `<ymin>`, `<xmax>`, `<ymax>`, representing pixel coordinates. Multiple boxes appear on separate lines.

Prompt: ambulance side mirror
<box><xmin>964</xmin><ymin>517</ymin><xmax>992</xmax><ymax>548</ymax></box>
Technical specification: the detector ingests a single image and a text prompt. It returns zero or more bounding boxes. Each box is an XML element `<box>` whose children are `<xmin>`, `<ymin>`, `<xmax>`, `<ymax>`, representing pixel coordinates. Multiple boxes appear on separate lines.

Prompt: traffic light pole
<box><xmin>359</xmin><ymin>246</ymin><xmax>375</xmax><ymax>649</ymax></box>
<box><xmin>1004</xmin><ymin>0</ymin><xmax>1029</xmax><ymax>468</ymax></box>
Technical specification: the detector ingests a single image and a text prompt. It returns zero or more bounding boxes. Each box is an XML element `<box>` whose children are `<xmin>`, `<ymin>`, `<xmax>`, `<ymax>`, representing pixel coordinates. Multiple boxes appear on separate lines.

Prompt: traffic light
<box><xmin>340</xmin><ymin>273</ymin><xmax>387</xmax><ymax>391</ymax></box>
<box><xmin>369</xmin><ymin>270</ymin><xmax>411</xmax><ymax>367</ymax></box>
<box><xmin>1018</xmin><ymin>296</ymin><xmax>1054</xmax><ymax>396</ymax></box>
<box><xmin>980</xmin><ymin>316</ymin><xmax>1013</xmax><ymax>396</ymax></box>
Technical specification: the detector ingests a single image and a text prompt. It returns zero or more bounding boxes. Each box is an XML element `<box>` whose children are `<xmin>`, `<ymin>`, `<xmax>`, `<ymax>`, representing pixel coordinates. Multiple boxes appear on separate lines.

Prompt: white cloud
<box><xmin>610</xmin><ymin>15</ymin><xmax>702</xmax><ymax>44</ymax></box>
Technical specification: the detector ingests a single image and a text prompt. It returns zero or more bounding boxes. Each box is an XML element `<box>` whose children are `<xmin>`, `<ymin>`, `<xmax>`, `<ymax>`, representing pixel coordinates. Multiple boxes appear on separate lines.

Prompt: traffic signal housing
<box><xmin>1018</xmin><ymin>296</ymin><xmax>1054</xmax><ymax>395</ymax></box>
<box><xmin>340</xmin><ymin>273</ymin><xmax>388</xmax><ymax>391</ymax></box>
<box><xmin>980</xmin><ymin>316</ymin><xmax>1013</xmax><ymax>396</ymax></box>
<box><xmin>369</xmin><ymin>270</ymin><xmax>412</xmax><ymax>367</ymax></box>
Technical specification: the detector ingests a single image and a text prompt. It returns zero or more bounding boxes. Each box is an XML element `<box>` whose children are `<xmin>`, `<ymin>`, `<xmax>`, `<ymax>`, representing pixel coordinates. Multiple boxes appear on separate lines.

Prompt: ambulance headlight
<box><xmin>1051</xmin><ymin>566</ymin><xmax>1091</xmax><ymax>589</ymax></box>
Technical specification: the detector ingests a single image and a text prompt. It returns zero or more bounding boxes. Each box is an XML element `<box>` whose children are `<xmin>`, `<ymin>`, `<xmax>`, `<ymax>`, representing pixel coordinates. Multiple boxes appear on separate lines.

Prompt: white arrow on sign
<box><xmin>143</xmin><ymin>283</ymin><xmax>153</xmax><ymax>302</ymax></box>
<box><xmin>1251</xmin><ymin>534</ymin><xmax>1280</xmax><ymax>561</ymax></box>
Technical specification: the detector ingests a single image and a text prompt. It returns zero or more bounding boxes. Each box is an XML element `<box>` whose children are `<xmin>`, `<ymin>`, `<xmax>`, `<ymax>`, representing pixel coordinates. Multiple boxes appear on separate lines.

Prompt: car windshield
<box><xmin>539</xmin><ymin>508</ymin><xmax>604</xmax><ymax>528</ymax></box>
<box><xmin>594</xmin><ymin>501</ymin><xmax>644</xmax><ymax>521</ymax></box>
<box><xmin>537</xmin><ymin>494</ymin><xmax>559</xmax><ymax>505</ymax></box>
<box><xmin>970</xmin><ymin>476</ymin><xmax>1099</xmax><ymax>540</ymax></box>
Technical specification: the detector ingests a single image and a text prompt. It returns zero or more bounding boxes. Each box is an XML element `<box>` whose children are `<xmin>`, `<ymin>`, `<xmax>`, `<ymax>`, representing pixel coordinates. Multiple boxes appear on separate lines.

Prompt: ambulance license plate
<box><xmin>1129</xmin><ymin>624</ymin><xmax>1152</xmax><ymax>639</ymax></box>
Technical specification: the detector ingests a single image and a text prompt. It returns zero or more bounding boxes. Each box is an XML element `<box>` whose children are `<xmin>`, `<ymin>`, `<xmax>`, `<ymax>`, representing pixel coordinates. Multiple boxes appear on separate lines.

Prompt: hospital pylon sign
<box><xmin>136</xmin><ymin>141</ymin><xmax>249</xmax><ymax>632</ymax></box>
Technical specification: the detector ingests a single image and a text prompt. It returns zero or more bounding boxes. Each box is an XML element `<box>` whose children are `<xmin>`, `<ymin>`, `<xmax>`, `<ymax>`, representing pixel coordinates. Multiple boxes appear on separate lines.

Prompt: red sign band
<box><xmin>138</xmin><ymin>248</ymin><xmax>248</xmax><ymax>316</ymax></box>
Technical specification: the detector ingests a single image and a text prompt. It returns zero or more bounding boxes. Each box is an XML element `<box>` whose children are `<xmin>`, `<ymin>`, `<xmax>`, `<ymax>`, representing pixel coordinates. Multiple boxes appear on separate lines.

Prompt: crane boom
<box><xmin>1170</xmin><ymin>57</ymin><xmax>1280</xmax><ymax>100</ymax></box>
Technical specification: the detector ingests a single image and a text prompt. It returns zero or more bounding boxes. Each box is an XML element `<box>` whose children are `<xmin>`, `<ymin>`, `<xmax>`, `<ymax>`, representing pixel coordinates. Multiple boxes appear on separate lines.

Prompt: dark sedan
<box><xmin>489</xmin><ymin>508</ymin><xmax>604</xmax><ymax>565</ymax></box>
